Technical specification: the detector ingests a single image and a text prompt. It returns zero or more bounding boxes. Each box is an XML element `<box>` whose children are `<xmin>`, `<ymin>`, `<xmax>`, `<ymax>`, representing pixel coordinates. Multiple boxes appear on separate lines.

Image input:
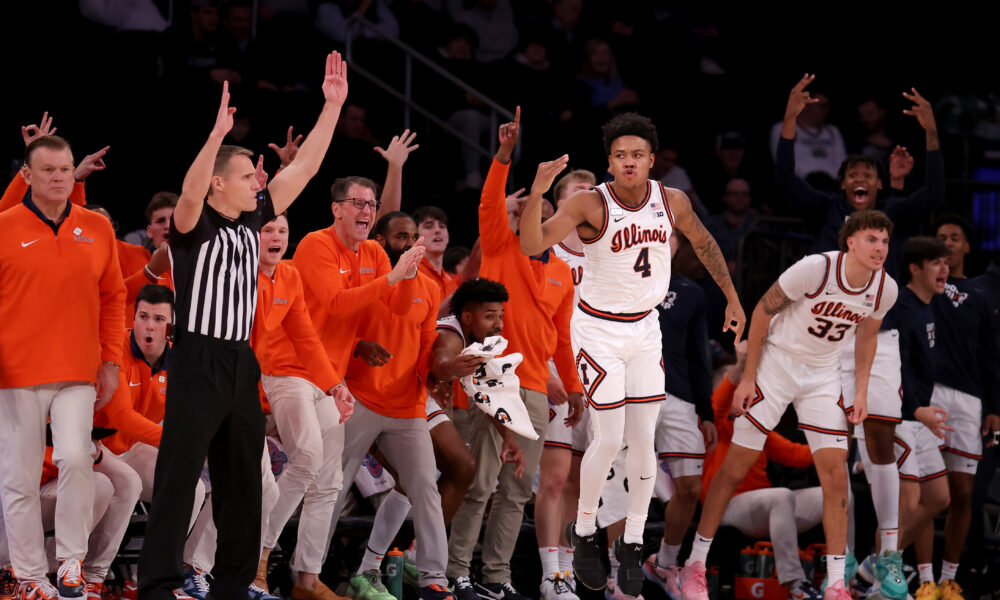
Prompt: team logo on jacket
<box><xmin>72</xmin><ymin>227</ymin><xmax>94</xmax><ymax>243</ymax></box>
<box><xmin>273</xmin><ymin>297</ymin><xmax>289</xmax><ymax>305</ymax></box>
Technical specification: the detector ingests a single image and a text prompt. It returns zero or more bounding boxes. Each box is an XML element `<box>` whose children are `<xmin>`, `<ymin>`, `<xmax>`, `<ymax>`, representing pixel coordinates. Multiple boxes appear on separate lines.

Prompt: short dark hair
<box><xmin>371</xmin><ymin>211</ymin><xmax>413</xmax><ymax>240</ymax></box>
<box><xmin>331</xmin><ymin>176</ymin><xmax>380</xmax><ymax>202</ymax></box>
<box><xmin>135</xmin><ymin>284</ymin><xmax>175</xmax><ymax>313</ymax></box>
<box><xmin>838</xmin><ymin>209</ymin><xmax>894</xmax><ymax>252</ymax></box>
<box><xmin>602</xmin><ymin>112</ymin><xmax>659</xmax><ymax>155</ymax></box>
<box><xmin>553</xmin><ymin>170</ymin><xmax>596</xmax><ymax>202</ymax></box>
<box><xmin>450</xmin><ymin>278</ymin><xmax>508</xmax><ymax>318</ymax></box>
<box><xmin>443</xmin><ymin>246</ymin><xmax>470</xmax><ymax>274</ymax></box>
<box><xmin>25</xmin><ymin>135</ymin><xmax>72</xmax><ymax>166</ymax></box>
<box><xmin>145</xmin><ymin>191</ymin><xmax>178</xmax><ymax>223</ymax></box>
<box><xmin>837</xmin><ymin>154</ymin><xmax>884</xmax><ymax>184</ymax></box>
<box><xmin>901</xmin><ymin>236</ymin><xmax>950</xmax><ymax>283</ymax></box>
<box><xmin>934</xmin><ymin>213</ymin><xmax>973</xmax><ymax>243</ymax></box>
<box><xmin>413</xmin><ymin>205</ymin><xmax>449</xmax><ymax>228</ymax></box>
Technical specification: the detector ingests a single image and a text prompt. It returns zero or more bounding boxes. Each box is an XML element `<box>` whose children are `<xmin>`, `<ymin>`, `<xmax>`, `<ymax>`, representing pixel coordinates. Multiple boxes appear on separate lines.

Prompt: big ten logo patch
<box><xmin>267</xmin><ymin>437</ymin><xmax>288</xmax><ymax>479</ymax></box>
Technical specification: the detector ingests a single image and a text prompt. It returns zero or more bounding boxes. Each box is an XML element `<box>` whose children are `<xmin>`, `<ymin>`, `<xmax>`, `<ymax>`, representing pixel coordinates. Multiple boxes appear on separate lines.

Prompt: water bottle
<box><xmin>385</xmin><ymin>548</ymin><xmax>404</xmax><ymax>600</ymax></box>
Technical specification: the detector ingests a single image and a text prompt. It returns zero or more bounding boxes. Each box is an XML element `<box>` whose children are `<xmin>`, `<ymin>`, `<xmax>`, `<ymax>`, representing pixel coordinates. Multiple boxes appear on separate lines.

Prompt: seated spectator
<box><xmin>694</xmin><ymin>131</ymin><xmax>753</xmax><ymax>214</ymax></box>
<box><xmin>651</xmin><ymin>147</ymin><xmax>706</xmax><ymax>218</ymax></box>
<box><xmin>452</xmin><ymin>0</ymin><xmax>518</xmax><ymax>64</ymax></box>
<box><xmin>315</xmin><ymin>0</ymin><xmax>400</xmax><ymax>46</ymax></box>
<box><xmin>163</xmin><ymin>0</ymin><xmax>231</xmax><ymax>91</ymax></box>
<box><xmin>542</xmin><ymin>0</ymin><xmax>586</xmax><ymax>72</ymax></box>
<box><xmin>577</xmin><ymin>38</ymin><xmax>639</xmax><ymax>112</ymax></box>
<box><xmin>705</xmin><ymin>178</ymin><xmax>759</xmax><ymax>274</ymax></box>
<box><xmin>769</xmin><ymin>86</ymin><xmax>846</xmax><ymax>188</ymax></box>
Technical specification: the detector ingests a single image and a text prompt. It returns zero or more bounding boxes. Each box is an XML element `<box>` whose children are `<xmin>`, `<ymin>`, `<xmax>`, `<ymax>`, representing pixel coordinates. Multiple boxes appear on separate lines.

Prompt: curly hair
<box><xmin>838</xmin><ymin>209</ymin><xmax>894</xmax><ymax>252</ymax></box>
<box><xmin>602</xmin><ymin>112</ymin><xmax>659</xmax><ymax>155</ymax></box>
<box><xmin>450</xmin><ymin>278</ymin><xmax>509</xmax><ymax>318</ymax></box>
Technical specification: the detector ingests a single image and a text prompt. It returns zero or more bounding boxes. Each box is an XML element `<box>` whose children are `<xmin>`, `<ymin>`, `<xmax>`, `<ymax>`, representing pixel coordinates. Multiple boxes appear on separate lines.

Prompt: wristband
<box><xmin>144</xmin><ymin>265</ymin><xmax>158</xmax><ymax>282</ymax></box>
<box><xmin>103</xmin><ymin>361</ymin><xmax>121</xmax><ymax>369</ymax></box>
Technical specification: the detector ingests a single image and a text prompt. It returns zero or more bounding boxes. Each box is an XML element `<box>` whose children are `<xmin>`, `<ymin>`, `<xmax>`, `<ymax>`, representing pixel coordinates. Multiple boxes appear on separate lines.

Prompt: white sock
<box><xmin>917</xmin><ymin>563</ymin><xmax>934</xmax><ymax>584</ymax></box>
<box><xmin>358</xmin><ymin>547</ymin><xmax>385</xmax><ymax>573</ymax></box>
<box><xmin>405</xmin><ymin>539</ymin><xmax>418</xmax><ymax>562</ymax></box>
<box><xmin>686</xmin><ymin>535</ymin><xmax>713</xmax><ymax>566</ymax></box>
<box><xmin>867</xmin><ymin>462</ymin><xmax>900</xmax><ymax>552</ymax></box>
<box><xmin>575</xmin><ymin>509</ymin><xmax>598</xmax><ymax>537</ymax></box>
<box><xmin>361</xmin><ymin>490</ymin><xmax>411</xmax><ymax>572</ymax></box>
<box><xmin>657</xmin><ymin>540</ymin><xmax>681</xmax><ymax>568</ymax></box>
<box><xmin>558</xmin><ymin>546</ymin><xmax>574</xmax><ymax>573</ymax></box>
<box><xmin>540</xmin><ymin>547</ymin><xmax>560</xmax><ymax>578</ymax></box>
<box><xmin>826</xmin><ymin>555</ymin><xmax>846</xmax><ymax>585</ymax></box>
<box><xmin>624</xmin><ymin>511</ymin><xmax>647</xmax><ymax>545</ymax></box>
<box><xmin>940</xmin><ymin>560</ymin><xmax>958</xmax><ymax>582</ymax></box>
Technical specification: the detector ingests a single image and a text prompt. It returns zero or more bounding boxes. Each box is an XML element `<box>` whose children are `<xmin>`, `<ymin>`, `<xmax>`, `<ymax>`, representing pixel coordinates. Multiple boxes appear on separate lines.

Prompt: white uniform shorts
<box><xmin>839</xmin><ymin>330</ymin><xmax>902</xmax><ymax>423</ymax></box>
<box><xmin>655</xmin><ymin>394</ymin><xmax>705</xmax><ymax>478</ymax></box>
<box><xmin>932</xmin><ymin>384</ymin><xmax>983</xmax><ymax>475</ymax></box>
<box><xmin>544</xmin><ymin>401</ymin><xmax>591</xmax><ymax>456</ymax></box>
<box><xmin>425</xmin><ymin>396</ymin><xmax>450</xmax><ymax>430</ymax></box>
<box><xmin>571</xmin><ymin>306</ymin><xmax>665</xmax><ymax>411</ymax></box>
<box><xmin>856</xmin><ymin>420</ymin><xmax>947</xmax><ymax>481</ymax></box>
<box><xmin>733</xmin><ymin>345</ymin><xmax>848</xmax><ymax>452</ymax></box>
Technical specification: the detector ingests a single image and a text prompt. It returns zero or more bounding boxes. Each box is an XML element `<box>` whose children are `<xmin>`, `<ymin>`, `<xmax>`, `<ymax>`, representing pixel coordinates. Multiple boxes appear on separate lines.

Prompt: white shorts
<box><xmin>425</xmin><ymin>396</ymin><xmax>450</xmax><ymax>430</ymax></box>
<box><xmin>840</xmin><ymin>330</ymin><xmax>902</xmax><ymax>423</ymax></box>
<box><xmin>571</xmin><ymin>306</ymin><xmax>665</xmax><ymax>411</ymax></box>
<box><xmin>654</xmin><ymin>394</ymin><xmax>705</xmax><ymax>478</ymax></box>
<box><xmin>544</xmin><ymin>401</ymin><xmax>591</xmax><ymax>456</ymax></box>
<box><xmin>877</xmin><ymin>420</ymin><xmax>947</xmax><ymax>481</ymax></box>
<box><xmin>932</xmin><ymin>384</ymin><xmax>983</xmax><ymax>475</ymax></box>
<box><xmin>733</xmin><ymin>345</ymin><xmax>848</xmax><ymax>452</ymax></box>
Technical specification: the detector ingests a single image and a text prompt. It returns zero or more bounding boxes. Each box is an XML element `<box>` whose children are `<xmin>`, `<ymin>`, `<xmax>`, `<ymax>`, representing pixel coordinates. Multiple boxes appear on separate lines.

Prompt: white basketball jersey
<box><xmin>768</xmin><ymin>251</ymin><xmax>898</xmax><ymax>367</ymax></box>
<box><xmin>437</xmin><ymin>315</ymin><xmax>465</xmax><ymax>346</ymax></box>
<box><xmin>578</xmin><ymin>180</ymin><xmax>674</xmax><ymax>316</ymax></box>
<box><xmin>553</xmin><ymin>241</ymin><xmax>585</xmax><ymax>305</ymax></box>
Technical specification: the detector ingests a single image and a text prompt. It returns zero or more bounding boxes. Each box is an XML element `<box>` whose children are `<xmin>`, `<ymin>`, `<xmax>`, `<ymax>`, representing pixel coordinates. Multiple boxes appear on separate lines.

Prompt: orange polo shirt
<box><xmin>252</xmin><ymin>260</ymin><xmax>341</xmax><ymax>395</ymax></box>
<box><xmin>0</xmin><ymin>199</ymin><xmax>125</xmax><ymax>387</ymax></box>
<box><xmin>0</xmin><ymin>171</ymin><xmax>86</xmax><ymax>212</ymax></box>
<box><xmin>419</xmin><ymin>258</ymin><xmax>459</xmax><ymax>310</ymax></box>
<box><xmin>700</xmin><ymin>376</ymin><xmax>814</xmax><ymax>504</ymax></box>
<box><xmin>346</xmin><ymin>271</ymin><xmax>440</xmax><ymax>418</ymax></box>
<box><xmin>292</xmin><ymin>227</ymin><xmax>418</xmax><ymax>378</ymax></box>
<box><xmin>478</xmin><ymin>159</ymin><xmax>582</xmax><ymax>396</ymax></box>
<box><xmin>97</xmin><ymin>331</ymin><xmax>166</xmax><ymax>454</ymax></box>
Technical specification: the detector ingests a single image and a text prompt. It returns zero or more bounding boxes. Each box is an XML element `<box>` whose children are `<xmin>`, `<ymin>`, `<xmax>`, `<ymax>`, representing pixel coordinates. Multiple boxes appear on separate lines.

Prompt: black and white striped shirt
<box><xmin>169</xmin><ymin>191</ymin><xmax>275</xmax><ymax>342</ymax></box>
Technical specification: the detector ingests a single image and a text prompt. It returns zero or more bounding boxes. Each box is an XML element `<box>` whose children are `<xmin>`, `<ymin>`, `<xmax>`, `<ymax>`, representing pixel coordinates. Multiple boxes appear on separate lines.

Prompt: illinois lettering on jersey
<box><xmin>579</xmin><ymin>180</ymin><xmax>674</xmax><ymax>315</ymax></box>
<box><xmin>768</xmin><ymin>251</ymin><xmax>898</xmax><ymax>366</ymax></box>
<box><xmin>553</xmin><ymin>242</ymin><xmax>585</xmax><ymax>304</ymax></box>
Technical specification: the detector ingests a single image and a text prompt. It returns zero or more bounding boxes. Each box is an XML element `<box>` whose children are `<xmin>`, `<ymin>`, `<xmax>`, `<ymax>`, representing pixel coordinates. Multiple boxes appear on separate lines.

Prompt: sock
<box><xmin>657</xmin><ymin>540</ymin><xmax>681</xmax><ymax>568</ymax></box>
<box><xmin>575</xmin><ymin>509</ymin><xmax>597</xmax><ymax>537</ymax></box>
<box><xmin>405</xmin><ymin>539</ymin><xmax>418</xmax><ymax>562</ymax></box>
<box><xmin>826</xmin><ymin>555</ymin><xmax>846</xmax><ymax>586</ymax></box>
<box><xmin>624</xmin><ymin>511</ymin><xmax>647</xmax><ymax>545</ymax></box>
<box><xmin>917</xmin><ymin>563</ymin><xmax>934</xmax><ymax>584</ymax></box>
<box><xmin>940</xmin><ymin>560</ymin><xmax>958</xmax><ymax>583</ymax></box>
<box><xmin>358</xmin><ymin>547</ymin><xmax>385</xmax><ymax>574</ymax></box>
<box><xmin>867</xmin><ymin>462</ymin><xmax>900</xmax><ymax>552</ymax></box>
<box><xmin>360</xmin><ymin>490</ymin><xmax>412</xmax><ymax>573</ymax></box>
<box><xmin>558</xmin><ymin>546</ymin><xmax>574</xmax><ymax>573</ymax></box>
<box><xmin>686</xmin><ymin>535</ymin><xmax>713</xmax><ymax>566</ymax></box>
<box><xmin>540</xmin><ymin>547</ymin><xmax>560</xmax><ymax>578</ymax></box>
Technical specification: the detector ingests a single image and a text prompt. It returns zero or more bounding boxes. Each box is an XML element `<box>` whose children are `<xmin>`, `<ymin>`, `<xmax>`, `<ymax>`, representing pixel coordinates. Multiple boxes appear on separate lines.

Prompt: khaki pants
<box><xmin>447</xmin><ymin>388</ymin><xmax>547</xmax><ymax>583</ymax></box>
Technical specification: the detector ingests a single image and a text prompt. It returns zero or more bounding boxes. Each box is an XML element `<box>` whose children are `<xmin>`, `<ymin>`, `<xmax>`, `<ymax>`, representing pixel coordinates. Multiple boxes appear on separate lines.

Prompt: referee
<box><xmin>138</xmin><ymin>53</ymin><xmax>349</xmax><ymax>600</ymax></box>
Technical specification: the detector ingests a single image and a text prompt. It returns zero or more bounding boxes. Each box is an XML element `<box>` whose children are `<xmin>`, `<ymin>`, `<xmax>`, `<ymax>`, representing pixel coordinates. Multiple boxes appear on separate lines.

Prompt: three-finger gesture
<box><xmin>375</xmin><ymin>129</ymin><xmax>419</xmax><ymax>169</ymax></box>
<box><xmin>74</xmin><ymin>146</ymin><xmax>111</xmax><ymax>181</ymax></box>
<box><xmin>268</xmin><ymin>126</ymin><xmax>303</xmax><ymax>168</ymax></box>
<box><xmin>889</xmin><ymin>145</ymin><xmax>914</xmax><ymax>182</ymax></box>
<box><xmin>212</xmin><ymin>81</ymin><xmax>236</xmax><ymax>138</ymax></box>
<box><xmin>22</xmin><ymin>112</ymin><xmax>57</xmax><ymax>146</ymax></box>
<box><xmin>785</xmin><ymin>74</ymin><xmax>819</xmax><ymax>120</ymax></box>
<box><xmin>254</xmin><ymin>155</ymin><xmax>269</xmax><ymax>190</ymax></box>
<box><xmin>322</xmin><ymin>51</ymin><xmax>349</xmax><ymax>107</ymax></box>
<box><xmin>902</xmin><ymin>88</ymin><xmax>937</xmax><ymax>132</ymax></box>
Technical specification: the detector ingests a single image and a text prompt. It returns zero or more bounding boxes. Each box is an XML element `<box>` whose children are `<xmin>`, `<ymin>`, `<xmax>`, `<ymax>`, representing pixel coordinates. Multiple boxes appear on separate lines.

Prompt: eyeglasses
<box><xmin>334</xmin><ymin>197</ymin><xmax>380</xmax><ymax>211</ymax></box>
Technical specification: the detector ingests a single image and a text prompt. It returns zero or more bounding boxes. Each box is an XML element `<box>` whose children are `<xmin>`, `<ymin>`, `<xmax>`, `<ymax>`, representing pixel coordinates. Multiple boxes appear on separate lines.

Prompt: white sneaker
<box><xmin>540</xmin><ymin>574</ymin><xmax>578</xmax><ymax>600</ymax></box>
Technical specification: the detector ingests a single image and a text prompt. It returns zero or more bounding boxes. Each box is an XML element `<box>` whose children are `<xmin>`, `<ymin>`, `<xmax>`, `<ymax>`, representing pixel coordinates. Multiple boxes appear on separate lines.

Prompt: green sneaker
<box><xmin>403</xmin><ymin>557</ymin><xmax>421</xmax><ymax>589</ymax></box>
<box><xmin>874</xmin><ymin>552</ymin><xmax>908</xmax><ymax>600</ymax></box>
<box><xmin>348</xmin><ymin>570</ymin><xmax>397</xmax><ymax>600</ymax></box>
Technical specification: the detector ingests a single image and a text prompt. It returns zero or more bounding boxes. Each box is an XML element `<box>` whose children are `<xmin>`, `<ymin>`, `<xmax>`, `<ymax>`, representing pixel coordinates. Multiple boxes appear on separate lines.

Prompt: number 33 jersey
<box><xmin>769</xmin><ymin>251</ymin><xmax>898</xmax><ymax>366</ymax></box>
<box><xmin>579</xmin><ymin>180</ymin><xmax>674</xmax><ymax>316</ymax></box>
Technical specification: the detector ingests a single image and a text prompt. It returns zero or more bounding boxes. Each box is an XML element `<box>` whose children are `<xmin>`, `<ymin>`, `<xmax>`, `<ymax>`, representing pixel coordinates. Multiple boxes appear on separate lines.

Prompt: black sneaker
<box><xmin>420</xmin><ymin>584</ymin><xmax>456</xmax><ymax>600</ymax></box>
<box><xmin>450</xmin><ymin>577</ymin><xmax>478</xmax><ymax>600</ymax></box>
<box><xmin>472</xmin><ymin>582</ymin><xmax>529</xmax><ymax>600</ymax></box>
<box><xmin>613</xmin><ymin>537</ymin><xmax>644</xmax><ymax>597</ymax></box>
<box><xmin>566</xmin><ymin>521</ymin><xmax>608</xmax><ymax>591</ymax></box>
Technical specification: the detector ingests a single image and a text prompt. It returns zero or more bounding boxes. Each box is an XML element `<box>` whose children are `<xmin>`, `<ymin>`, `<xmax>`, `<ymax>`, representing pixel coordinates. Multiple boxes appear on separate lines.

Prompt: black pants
<box><xmin>138</xmin><ymin>332</ymin><xmax>265</xmax><ymax>600</ymax></box>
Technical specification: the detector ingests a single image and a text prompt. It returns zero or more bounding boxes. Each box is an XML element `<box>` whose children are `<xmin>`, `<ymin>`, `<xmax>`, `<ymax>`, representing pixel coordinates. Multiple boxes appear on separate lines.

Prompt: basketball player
<box><xmin>520</xmin><ymin>112</ymin><xmax>745</xmax><ymax>596</ymax></box>
<box><xmin>677</xmin><ymin>211</ymin><xmax>898</xmax><ymax>600</ymax></box>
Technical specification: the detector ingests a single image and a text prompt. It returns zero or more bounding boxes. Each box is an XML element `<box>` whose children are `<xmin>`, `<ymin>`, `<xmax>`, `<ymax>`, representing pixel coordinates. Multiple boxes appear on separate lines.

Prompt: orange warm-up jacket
<box><xmin>479</xmin><ymin>158</ymin><xmax>582</xmax><ymax>398</ymax></box>
<box><xmin>419</xmin><ymin>258</ymin><xmax>459</xmax><ymax>309</ymax></box>
<box><xmin>701</xmin><ymin>375</ymin><xmax>814</xmax><ymax>504</ymax></box>
<box><xmin>292</xmin><ymin>227</ymin><xmax>418</xmax><ymax>378</ymax></box>
<box><xmin>346</xmin><ymin>271</ymin><xmax>441</xmax><ymax>418</ymax></box>
<box><xmin>97</xmin><ymin>331</ymin><xmax>167</xmax><ymax>454</ymax></box>
<box><xmin>0</xmin><ymin>200</ymin><xmax>125</xmax><ymax>387</ymax></box>
<box><xmin>252</xmin><ymin>260</ymin><xmax>342</xmax><ymax>405</ymax></box>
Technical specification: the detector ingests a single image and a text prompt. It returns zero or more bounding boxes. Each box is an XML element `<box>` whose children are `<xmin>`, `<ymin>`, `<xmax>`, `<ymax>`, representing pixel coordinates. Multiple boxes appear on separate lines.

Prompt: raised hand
<box><xmin>21</xmin><ymin>111</ymin><xmax>57</xmax><ymax>146</ymax></box>
<box><xmin>375</xmin><ymin>129</ymin><xmax>419</xmax><ymax>169</ymax></box>
<box><xmin>74</xmin><ymin>146</ymin><xmax>111</xmax><ymax>181</ymax></box>
<box><xmin>322</xmin><ymin>51</ymin><xmax>349</xmax><ymax>107</ymax></box>
<box><xmin>147</xmin><ymin>242</ymin><xmax>171</xmax><ymax>278</ymax></box>
<box><xmin>268</xmin><ymin>126</ymin><xmax>303</xmax><ymax>168</ymax></box>
<box><xmin>212</xmin><ymin>81</ymin><xmax>237</xmax><ymax>138</ymax></box>
<box><xmin>496</xmin><ymin>106</ymin><xmax>520</xmax><ymax>163</ymax></box>
<box><xmin>505</xmin><ymin>187</ymin><xmax>529</xmax><ymax>216</ymax></box>
<box><xmin>387</xmin><ymin>238</ymin><xmax>427</xmax><ymax>285</ymax></box>
<box><xmin>784</xmin><ymin>74</ymin><xmax>819</xmax><ymax>120</ymax></box>
<box><xmin>902</xmin><ymin>88</ymin><xmax>937</xmax><ymax>132</ymax></box>
<box><xmin>254</xmin><ymin>155</ymin><xmax>269</xmax><ymax>190</ymax></box>
<box><xmin>889</xmin><ymin>145</ymin><xmax>914</xmax><ymax>183</ymax></box>
<box><xmin>530</xmin><ymin>155</ymin><xmax>570</xmax><ymax>198</ymax></box>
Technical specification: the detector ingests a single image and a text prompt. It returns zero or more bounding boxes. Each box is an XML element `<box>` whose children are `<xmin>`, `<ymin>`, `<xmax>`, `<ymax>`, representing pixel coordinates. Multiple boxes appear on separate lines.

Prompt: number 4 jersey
<box><xmin>768</xmin><ymin>251</ymin><xmax>898</xmax><ymax>366</ymax></box>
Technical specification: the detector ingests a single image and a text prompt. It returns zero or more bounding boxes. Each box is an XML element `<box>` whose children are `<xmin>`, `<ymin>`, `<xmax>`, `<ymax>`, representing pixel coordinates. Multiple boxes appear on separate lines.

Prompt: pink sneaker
<box><xmin>823</xmin><ymin>580</ymin><xmax>851</xmax><ymax>600</ymax></box>
<box><xmin>678</xmin><ymin>563</ymin><xmax>709</xmax><ymax>600</ymax></box>
<box><xmin>641</xmin><ymin>558</ymin><xmax>681</xmax><ymax>600</ymax></box>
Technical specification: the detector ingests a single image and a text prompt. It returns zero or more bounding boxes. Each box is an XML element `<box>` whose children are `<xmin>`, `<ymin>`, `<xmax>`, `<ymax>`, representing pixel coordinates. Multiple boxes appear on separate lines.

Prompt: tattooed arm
<box><xmin>669</xmin><ymin>188</ymin><xmax>747</xmax><ymax>342</ymax></box>
<box><xmin>730</xmin><ymin>280</ymin><xmax>794</xmax><ymax>415</ymax></box>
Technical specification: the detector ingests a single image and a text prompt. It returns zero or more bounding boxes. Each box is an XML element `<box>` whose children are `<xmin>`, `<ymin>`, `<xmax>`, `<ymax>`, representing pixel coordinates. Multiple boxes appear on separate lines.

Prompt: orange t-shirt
<box><xmin>478</xmin><ymin>159</ymin><xmax>582</xmax><ymax>396</ymax></box>
<box><xmin>700</xmin><ymin>375</ymin><xmax>814</xmax><ymax>504</ymax></box>
<box><xmin>97</xmin><ymin>331</ymin><xmax>166</xmax><ymax>454</ymax></box>
<box><xmin>291</xmin><ymin>227</ymin><xmax>418</xmax><ymax>377</ymax></box>
<box><xmin>419</xmin><ymin>258</ymin><xmax>459</xmax><ymax>310</ymax></box>
<box><xmin>0</xmin><ymin>172</ymin><xmax>86</xmax><ymax>213</ymax></box>
<box><xmin>346</xmin><ymin>271</ymin><xmax>441</xmax><ymax>418</ymax></box>
<box><xmin>252</xmin><ymin>260</ymin><xmax>341</xmax><ymax>395</ymax></box>
<box><xmin>0</xmin><ymin>200</ymin><xmax>125</xmax><ymax>387</ymax></box>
